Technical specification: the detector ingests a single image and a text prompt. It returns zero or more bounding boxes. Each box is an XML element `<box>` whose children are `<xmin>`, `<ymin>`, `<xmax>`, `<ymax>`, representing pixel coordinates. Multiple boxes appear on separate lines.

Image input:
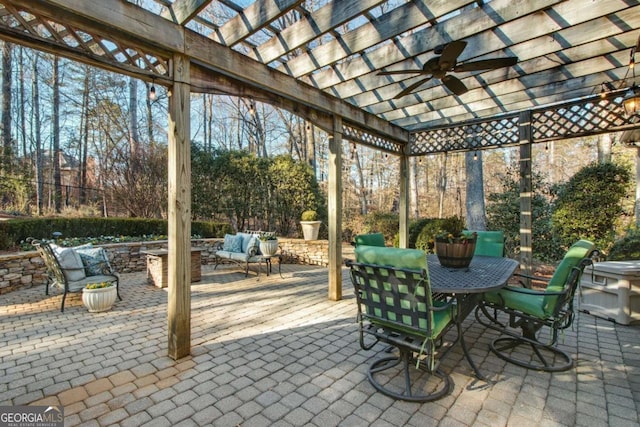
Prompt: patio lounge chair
<box><xmin>32</xmin><ymin>239</ymin><xmax>121</xmax><ymax>312</ymax></box>
<box><xmin>346</xmin><ymin>246</ymin><xmax>456</xmax><ymax>402</ymax></box>
<box><xmin>475</xmin><ymin>239</ymin><xmax>596</xmax><ymax>371</ymax></box>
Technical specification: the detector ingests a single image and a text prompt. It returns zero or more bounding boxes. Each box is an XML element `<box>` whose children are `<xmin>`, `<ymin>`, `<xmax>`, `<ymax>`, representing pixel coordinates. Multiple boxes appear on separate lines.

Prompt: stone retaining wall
<box><xmin>0</xmin><ymin>238</ymin><xmax>335</xmax><ymax>294</ymax></box>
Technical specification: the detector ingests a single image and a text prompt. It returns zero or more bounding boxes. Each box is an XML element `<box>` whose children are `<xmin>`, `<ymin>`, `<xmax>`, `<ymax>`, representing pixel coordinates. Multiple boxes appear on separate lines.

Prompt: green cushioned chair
<box><xmin>475</xmin><ymin>239</ymin><xmax>596</xmax><ymax>371</ymax></box>
<box><xmin>352</xmin><ymin>232</ymin><xmax>386</xmax><ymax>247</ymax></box>
<box><xmin>346</xmin><ymin>245</ymin><xmax>456</xmax><ymax>402</ymax></box>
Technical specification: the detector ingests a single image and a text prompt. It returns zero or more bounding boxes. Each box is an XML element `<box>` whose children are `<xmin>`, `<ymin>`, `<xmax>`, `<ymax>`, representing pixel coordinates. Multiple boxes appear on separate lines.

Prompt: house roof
<box><xmin>0</xmin><ymin>0</ymin><xmax>638</xmax><ymax>153</ymax></box>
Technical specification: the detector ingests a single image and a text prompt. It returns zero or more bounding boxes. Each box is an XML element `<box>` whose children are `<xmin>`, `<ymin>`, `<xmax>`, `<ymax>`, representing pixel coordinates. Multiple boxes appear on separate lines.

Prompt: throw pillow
<box><xmin>247</xmin><ymin>236</ymin><xmax>260</xmax><ymax>256</ymax></box>
<box><xmin>52</xmin><ymin>245</ymin><xmax>87</xmax><ymax>282</ymax></box>
<box><xmin>75</xmin><ymin>246</ymin><xmax>111</xmax><ymax>276</ymax></box>
<box><xmin>222</xmin><ymin>234</ymin><xmax>236</xmax><ymax>251</ymax></box>
<box><xmin>223</xmin><ymin>234</ymin><xmax>243</xmax><ymax>253</ymax></box>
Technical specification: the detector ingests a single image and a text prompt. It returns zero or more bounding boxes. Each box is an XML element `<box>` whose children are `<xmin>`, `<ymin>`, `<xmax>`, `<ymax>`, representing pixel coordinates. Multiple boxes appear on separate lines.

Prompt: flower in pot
<box><xmin>300</xmin><ymin>210</ymin><xmax>321</xmax><ymax>240</ymax></box>
<box><xmin>434</xmin><ymin>217</ymin><xmax>477</xmax><ymax>268</ymax></box>
<box><xmin>82</xmin><ymin>281</ymin><xmax>117</xmax><ymax>312</ymax></box>
<box><xmin>258</xmin><ymin>233</ymin><xmax>279</xmax><ymax>256</ymax></box>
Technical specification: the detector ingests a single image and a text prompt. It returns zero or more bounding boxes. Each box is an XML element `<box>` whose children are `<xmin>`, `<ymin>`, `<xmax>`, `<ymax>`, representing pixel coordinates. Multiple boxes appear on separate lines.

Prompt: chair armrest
<box><xmin>214</xmin><ymin>240</ymin><xmax>224</xmax><ymax>250</ymax></box>
<box><xmin>500</xmin><ymin>286</ymin><xmax>565</xmax><ymax>296</ymax></box>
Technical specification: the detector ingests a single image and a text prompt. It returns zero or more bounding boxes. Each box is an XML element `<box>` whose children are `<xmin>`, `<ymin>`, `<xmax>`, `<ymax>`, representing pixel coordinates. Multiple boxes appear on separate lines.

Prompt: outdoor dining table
<box><xmin>427</xmin><ymin>254</ymin><xmax>519</xmax><ymax>380</ymax></box>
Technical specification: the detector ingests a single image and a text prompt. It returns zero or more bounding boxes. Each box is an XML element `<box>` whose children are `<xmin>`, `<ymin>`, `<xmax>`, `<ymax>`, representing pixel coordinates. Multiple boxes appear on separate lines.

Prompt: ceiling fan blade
<box><xmin>378</xmin><ymin>69</ymin><xmax>425</xmax><ymax>76</ymax></box>
<box><xmin>442</xmin><ymin>75</ymin><xmax>468</xmax><ymax>95</ymax></box>
<box><xmin>454</xmin><ymin>57</ymin><xmax>518</xmax><ymax>72</ymax></box>
<box><xmin>394</xmin><ymin>76</ymin><xmax>433</xmax><ymax>99</ymax></box>
<box><xmin>439</xmin><ymin>41</ymin><xmax>467</xmax><ymax>65</ymax></box>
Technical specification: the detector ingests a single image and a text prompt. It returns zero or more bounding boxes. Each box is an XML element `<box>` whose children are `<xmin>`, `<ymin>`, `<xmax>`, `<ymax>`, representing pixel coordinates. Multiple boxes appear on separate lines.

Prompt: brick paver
<box><xmin>1</xmin><ymin>263</ymin><xmax>639</xmax><ymax>426</ymax></box>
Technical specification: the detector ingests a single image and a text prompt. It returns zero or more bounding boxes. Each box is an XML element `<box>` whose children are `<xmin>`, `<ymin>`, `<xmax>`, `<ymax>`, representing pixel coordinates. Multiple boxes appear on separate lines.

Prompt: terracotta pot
<box><xmin>435</xmin><ymin>238</ymin><xmax>476</xmax><ymax>268</ymax></box>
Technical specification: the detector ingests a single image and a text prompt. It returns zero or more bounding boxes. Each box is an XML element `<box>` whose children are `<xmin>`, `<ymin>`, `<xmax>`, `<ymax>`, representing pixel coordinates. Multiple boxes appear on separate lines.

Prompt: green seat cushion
<box><xmin>369</xmin><ymin>303</ymin><xmax>452</xmax><ymax>338</ymax></box>
<box><xmin>485</xmin><ymin>239</ymin><xmax>595</xmax><ymax>317</ymax></box>
<box><xmin>355</xmin><ymin>246</ymin><xmax>426</xmax><ymax>270</ymax></box>
<box><xmin>484</xmin><ymin>287</ymin><xmax>547</xmax><ymax>318</ymax></box>
<box><xmin>354</xmin><ymin>233</ymin><xmax>386</xmax><ymax>247</ymax></box>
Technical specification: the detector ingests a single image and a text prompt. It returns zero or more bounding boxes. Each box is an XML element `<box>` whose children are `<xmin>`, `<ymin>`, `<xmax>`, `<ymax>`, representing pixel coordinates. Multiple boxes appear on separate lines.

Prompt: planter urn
<box><xmin>82</xmin><ymin>285</ymin><xmax>117</xmax><ymax>312</ymax></box>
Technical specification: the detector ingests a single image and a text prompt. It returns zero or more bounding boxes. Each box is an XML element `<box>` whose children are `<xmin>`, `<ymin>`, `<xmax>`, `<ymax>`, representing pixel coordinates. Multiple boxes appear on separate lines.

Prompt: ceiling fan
<box><xmin>378</xmin><ymin>41</ymin><xmax>518</xmax><ymax>99</ymax></box>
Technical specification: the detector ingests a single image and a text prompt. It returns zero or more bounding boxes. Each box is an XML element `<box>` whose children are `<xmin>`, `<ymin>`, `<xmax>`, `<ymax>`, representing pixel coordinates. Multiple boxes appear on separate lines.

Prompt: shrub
<box><xmin>0</xmin><ymin>217</ymin><xmax>230</xmax><ymax>251</ymax></box>
<box><xmin>301</xmin><ymin>210</ymin><xmax>318</xmax><ymax>221</ymax></box>
<box><xmin>607</xmin><ymin>228</ymin><xmax>640</xmax><ymax>260</ymax></box>
<box><xmin>552</xmin><ymin>161</ymin><xmax>631</xmax><ymax>251</ymax></box>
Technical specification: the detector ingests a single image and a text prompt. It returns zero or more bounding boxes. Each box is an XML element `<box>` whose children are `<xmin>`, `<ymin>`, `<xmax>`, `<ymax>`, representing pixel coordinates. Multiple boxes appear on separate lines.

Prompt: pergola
<box><xmin>1</xmin><ymin>0</ymin><xmax>639</xmax><ymax>359</ymax></box>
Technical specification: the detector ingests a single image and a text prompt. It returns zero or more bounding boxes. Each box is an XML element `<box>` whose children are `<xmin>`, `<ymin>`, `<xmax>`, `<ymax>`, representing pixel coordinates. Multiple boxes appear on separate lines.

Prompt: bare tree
<box><xmin>52</xmin><ymin>55</ymin><xmax>62</xmax><ymax>213</ymax></box>
<box><xmin>1</xmin><ymin>41</ymin><xmax>12</xmax><ymax>171</ymax></box>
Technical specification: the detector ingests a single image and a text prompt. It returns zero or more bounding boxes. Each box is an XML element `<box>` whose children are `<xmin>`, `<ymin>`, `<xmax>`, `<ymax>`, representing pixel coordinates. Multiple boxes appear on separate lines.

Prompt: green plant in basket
<box><xmin>258</xmin><ymin>233</ymin><xmax>277</xmax><ymax>241</ymax></box>
<box><xmin>85</xmin><ymin>282</ymin><xmax>114</xmax><ymax>290</ymax></box>
<box><xmin>435</xmin><ymin>216</ymin><xmax>475</xmax><ymax>243</ymax></box>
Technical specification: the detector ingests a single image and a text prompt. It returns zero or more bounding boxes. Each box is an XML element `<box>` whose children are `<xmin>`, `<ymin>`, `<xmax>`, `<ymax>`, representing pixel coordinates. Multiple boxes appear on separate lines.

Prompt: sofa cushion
<box><xmin>51</xmin><ymin>245</ymin><xmax>87</xmax><ymax>282</ymax></box>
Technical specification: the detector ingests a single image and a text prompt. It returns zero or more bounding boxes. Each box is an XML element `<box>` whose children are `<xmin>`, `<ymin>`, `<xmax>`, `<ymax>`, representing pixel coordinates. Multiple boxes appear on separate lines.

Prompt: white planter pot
<box><xmin>259</xmin><ymin>240</ymin><xmax>279</xmax><ymax>256</ymax></box>
<box><xmin>300</xmin><ymin>221</ymin><xmax>321</xmax><ymax>240</ymax></box>
<box><xmin>82</xmin><ymin>286</ymin><xmax>117</xmax><ymax>312</ymax></box>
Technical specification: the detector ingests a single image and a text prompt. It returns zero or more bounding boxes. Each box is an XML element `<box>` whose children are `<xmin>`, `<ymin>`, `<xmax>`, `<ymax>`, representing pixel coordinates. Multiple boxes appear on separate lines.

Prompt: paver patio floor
<box><xmin>1</xmin><ymin>263</ymin><xmax>639</xmax><ymax>426</ymax></box>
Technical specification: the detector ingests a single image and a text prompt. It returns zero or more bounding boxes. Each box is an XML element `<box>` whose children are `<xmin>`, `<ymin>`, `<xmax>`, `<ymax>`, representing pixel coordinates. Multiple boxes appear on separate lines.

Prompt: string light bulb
<box><xmin>149</xmin><ymin>80</ymin><xmax>156</xmax><ymax>101</ymax></box>
<box><xmin>473</xmin><ymin>150</ymin><xmax>478</xmax><ymax>160</ymax></box>
<box><xmin>249</xmin><ymin>102</ymin><xmax>256</xmax><ymax>116</ymax></box>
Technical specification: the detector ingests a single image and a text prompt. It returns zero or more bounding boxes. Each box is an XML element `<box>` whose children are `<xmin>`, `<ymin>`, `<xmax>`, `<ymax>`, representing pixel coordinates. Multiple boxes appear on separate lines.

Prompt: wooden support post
<box><xmin>328</xmin><ymin>115</ymin><xmax>343</xmax><ymax>301</ymax></box>
<box><xmin>399</xmin><ymin>152</ymin><xmax>409</xmax><ymax>248</ymax></box>
<box><xmin>167</xmin><ymin>54</ymin><xmax>191</xmax><ymax>359</ymax></box>
<box><xmin>519</xmin><ymin>111</ymin><xmax>533</xmax><ymax>285</ymax></box>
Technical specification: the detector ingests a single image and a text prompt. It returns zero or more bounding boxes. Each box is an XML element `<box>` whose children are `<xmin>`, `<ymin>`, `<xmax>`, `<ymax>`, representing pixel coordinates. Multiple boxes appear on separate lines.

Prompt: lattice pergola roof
<box><xmin>0</xmin><ymin>0</ymin><xmax>639</xmax><ymax>154</ymax></box>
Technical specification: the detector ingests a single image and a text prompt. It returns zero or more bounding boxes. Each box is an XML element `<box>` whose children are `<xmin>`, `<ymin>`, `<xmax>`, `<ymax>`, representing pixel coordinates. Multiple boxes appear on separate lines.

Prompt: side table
<box><xmin>143</xmin><ymin>248</ymin><xmax>202</xmax><ymax>288</ymax></box>
<box><xmin>258</xmin><ymin>254</ymin><xmax>283</xmax><ymax>279</ymax></box>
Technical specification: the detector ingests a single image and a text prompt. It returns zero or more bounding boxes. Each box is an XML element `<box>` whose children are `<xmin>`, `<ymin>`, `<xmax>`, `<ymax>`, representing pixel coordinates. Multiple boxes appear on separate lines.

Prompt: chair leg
<box><xmin>60</xmin><ymin>291</ymin><xmax>67</xmax><ymax>312</ymax></box>
<box><xmin>490</xmin><ymin>336</ymin><xmax>573</xmax><ymax>372</ymax></box>
<box><xmin>367</xmin><ymin>348</ymin><xmax>453</xmax><ymax>402</ymax></box>
<box><xmin>477</xmin><ymin>305</ymin><xmax>574</xmax><ymax>372</ymax></box>
<box><xmin>116</xmin><ymin>279</ymin><xmax>122</xmax><ymax>301</ymax></box>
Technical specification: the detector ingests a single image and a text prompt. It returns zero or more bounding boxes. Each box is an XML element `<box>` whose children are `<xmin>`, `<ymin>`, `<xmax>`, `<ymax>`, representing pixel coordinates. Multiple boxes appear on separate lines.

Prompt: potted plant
<box><xmin>300</xmin><ymin>210</ymin><xmax>321</xmax><ymax>240</ymax></box>
<box><xmin>258</xmin><ymin>233</ymin><xmax>279</xmax><ymax>256</ymax></box>
<box><xmin>82</xmin><ymin>281</ymin><xmax>118</xmax><ymax>312</ymax></box>
<box><xmin>434</xmin><ymin>217</ymin><xmax>477</xmax><ymax>268</ymax></box>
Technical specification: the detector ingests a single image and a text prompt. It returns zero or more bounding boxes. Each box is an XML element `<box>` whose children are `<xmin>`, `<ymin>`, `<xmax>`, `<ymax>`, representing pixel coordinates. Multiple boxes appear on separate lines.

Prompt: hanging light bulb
<box><xmin>149</xmin><ymin>80</ymin><xmax>156</xmax><ymax>101</ymax></box>
<box><xmin>249</xmin><ymin>100</ymin><xmax>256</xmax><ymax>116</ymax></box>
<box><xmin>473</xmin><ymin>150</ymin><xmax>478</xmax><ymax>160</ymax></box>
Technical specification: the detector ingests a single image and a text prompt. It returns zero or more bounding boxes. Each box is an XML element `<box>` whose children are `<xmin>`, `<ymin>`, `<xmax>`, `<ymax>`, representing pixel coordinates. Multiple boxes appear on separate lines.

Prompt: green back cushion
<box><xmin>471</xmin><ymin>230</ymin><xmax>505</xmax><ymax>257</ymax></box>
<box><xmin>488</xmin><ymin>239</ymin><xmax>594</xmax><ymax>317</ymax></box>
<box><xmin>353</xmin><ymin>246</ymin><xmax>451</xmax><ymax>336</ymax></box>
<box><xmin>355</xmin><ymin>245</ymin><xmax>426</xmax><ymax>270</ymax></box>
<box><xmin>354</xmin><ymin>233</ymin><xmax>386</xmax><ymax>247</ymax></box>
<box><xmin>546</xmin><ymin>239</ymin><xmax>595</xmax><ymax>293</ymax></box>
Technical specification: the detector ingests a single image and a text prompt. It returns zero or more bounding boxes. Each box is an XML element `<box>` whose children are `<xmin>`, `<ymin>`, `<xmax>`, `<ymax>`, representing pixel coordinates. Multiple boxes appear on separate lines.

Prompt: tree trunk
<box><xmin>52</xmin><ymin>56</ymin><xmax>62</xmax><ymax>213</ymax></box>
<box><xmin>597</xmin><ymin>133</ymin><xmax>612</xmax><ymax>163</ymax></box>
<box><xmin>33</xmin><ymin>56</ymin><xmax>43</xmax><ymax>215</ymax></box>
<box><xmin>79</xmin><ymin>69</ymin><xmax>90</xmax><ymax>204</ymax></box>
<box><xmin>410</xmin><ymin>157</ymin><xmax>419</xmax><ymax>219</ymax></box>
<box><xmin>465</xmin><ymin>151</ymin><xmax>486</xmax><ymax>230</ymax></box>
<box><xmin>437</xmin><ymin>153</ymin><xmax>448</xmax><ymax>218</ymax></box>
<box><xmin>1</xmin><ymin>41</ymin><xmax>12</xmax><ymax>171</ymax></box>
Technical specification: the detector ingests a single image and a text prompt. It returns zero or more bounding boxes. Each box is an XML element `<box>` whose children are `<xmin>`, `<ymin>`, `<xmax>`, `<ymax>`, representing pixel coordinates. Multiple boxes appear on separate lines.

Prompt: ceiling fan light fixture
<box><xmin>623</xmin><ymin>85</ymin><xmax>640</xmax><ymax>116</ymax></box>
